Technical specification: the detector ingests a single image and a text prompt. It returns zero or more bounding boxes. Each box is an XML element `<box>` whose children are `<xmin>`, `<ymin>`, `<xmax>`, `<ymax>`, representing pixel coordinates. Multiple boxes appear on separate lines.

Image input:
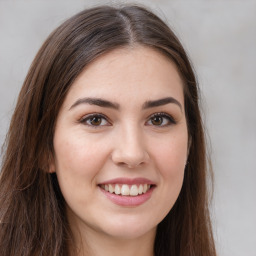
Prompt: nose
<box><xmin>111</xmin><ymin>125</ymin><xmax>150</xmax><ymax>168</ymax></box>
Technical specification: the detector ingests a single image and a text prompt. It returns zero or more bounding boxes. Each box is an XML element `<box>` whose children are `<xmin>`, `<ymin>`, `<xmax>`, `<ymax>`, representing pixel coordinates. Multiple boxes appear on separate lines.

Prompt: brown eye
<box><xmin>146</xmin><ymin>113</ymin><xmax>176</xmax><ymax>127</ymax></box>
<box><xmin>80</xmin><ymin>114</ymin><xmax>110</xmax><ymax>127</ymax></box>
<box><xmin>151</xmin><ymin>116</ymin><xmax>164</xmax><ymax>126</ymax></box>
<box><xmin>90</xmin><ymin>116</ymin><xmax>102</xmax><ymax>126</ymax></box>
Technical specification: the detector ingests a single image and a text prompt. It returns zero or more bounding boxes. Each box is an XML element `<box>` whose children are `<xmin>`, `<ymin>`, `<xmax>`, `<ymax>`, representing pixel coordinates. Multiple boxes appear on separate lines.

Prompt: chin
<box><xmin>99</xmin><ymin>216</ymin><xmax>157</xmax><ymax>240</ymax></box>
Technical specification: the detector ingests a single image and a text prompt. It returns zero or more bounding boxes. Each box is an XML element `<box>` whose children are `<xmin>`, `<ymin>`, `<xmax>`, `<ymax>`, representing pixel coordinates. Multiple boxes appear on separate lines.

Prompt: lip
<box><xmin>98</xmin><ymin>177</ymin><xmax>156</xmax><ymax>207</ymax></box>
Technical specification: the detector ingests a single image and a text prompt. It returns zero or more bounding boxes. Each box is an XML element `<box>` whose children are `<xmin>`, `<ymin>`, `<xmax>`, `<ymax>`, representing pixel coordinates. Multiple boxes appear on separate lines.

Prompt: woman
<box><xmin>0</xmin><ymin>5</ymin><xmax>216</xmax><ymax>256</ymax></box>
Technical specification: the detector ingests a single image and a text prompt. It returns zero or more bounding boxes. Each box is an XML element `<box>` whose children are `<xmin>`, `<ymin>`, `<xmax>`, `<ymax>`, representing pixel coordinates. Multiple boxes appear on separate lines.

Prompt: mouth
<box><xmin>99</xmin><ymin>183</ymin><xmax>152</xmax><ymax>196</ymax></box>
<box><xmin>98</xmin><ymin>178</ymin><xmax>156</xmax><ymax>206</ymax></box>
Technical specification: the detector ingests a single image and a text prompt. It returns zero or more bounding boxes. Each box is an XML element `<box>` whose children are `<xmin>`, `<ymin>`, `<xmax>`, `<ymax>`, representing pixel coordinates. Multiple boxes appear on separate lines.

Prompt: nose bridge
<box><xmin>123</xmin><ymin>122</ymin><xmax>144</xmax><ymax>153</ymax></box>
<box><xmin>111</xmin><ymin>120</ymin><xmax>149</xmax><ymax>167</ymax></box>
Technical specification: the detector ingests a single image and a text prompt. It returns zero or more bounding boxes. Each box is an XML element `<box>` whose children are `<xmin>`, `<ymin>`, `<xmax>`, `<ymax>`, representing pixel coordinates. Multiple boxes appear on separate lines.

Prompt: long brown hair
<box><xmin>0</xmin><ymin>5</ymin><xmax>216</xmax><ymax>256</ymax></box>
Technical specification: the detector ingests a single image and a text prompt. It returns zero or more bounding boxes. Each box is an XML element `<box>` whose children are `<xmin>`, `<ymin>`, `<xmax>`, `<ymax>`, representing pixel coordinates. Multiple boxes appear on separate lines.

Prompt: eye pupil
<box><xmin>152</xmin><ymin>116</ymin><xmax>163</xmax><ymax>125</ymax></box>
<box><xmin>91</xmin><ymin>116</ymin><xmax>101</xmax><ymax>125</ymax></box>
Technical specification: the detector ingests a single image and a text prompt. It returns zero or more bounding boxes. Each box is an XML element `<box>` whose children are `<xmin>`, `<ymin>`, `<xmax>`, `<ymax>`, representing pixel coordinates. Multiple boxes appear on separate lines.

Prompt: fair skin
<box><xmin>51</xmin><ymin>46</ymin><xmax>189</xmax><ymax>256</ymax></box>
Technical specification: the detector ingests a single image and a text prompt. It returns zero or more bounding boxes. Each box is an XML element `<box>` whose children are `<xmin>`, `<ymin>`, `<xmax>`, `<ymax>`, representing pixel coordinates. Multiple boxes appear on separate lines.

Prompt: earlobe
<box><xmin>46</xmin><ymin>153</ymin><xmax>56</xmax><ymax>173</ymax></box>
<box><xmin>48</xmin><ymin>162</ymin><xmax>56</xmax><ymax>173</ymax></box>
<box><xmin>38</xmin><ymin>150</ymin><xmax>56</xmax><ymax>173</ymax></box>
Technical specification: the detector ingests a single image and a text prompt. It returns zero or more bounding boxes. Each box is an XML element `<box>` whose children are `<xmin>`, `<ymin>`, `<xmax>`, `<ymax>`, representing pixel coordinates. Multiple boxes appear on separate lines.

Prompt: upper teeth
<box><xmin>100</xmin><ymin>184</ymin><xmax>151</xmax><ymax>196</ymax></box>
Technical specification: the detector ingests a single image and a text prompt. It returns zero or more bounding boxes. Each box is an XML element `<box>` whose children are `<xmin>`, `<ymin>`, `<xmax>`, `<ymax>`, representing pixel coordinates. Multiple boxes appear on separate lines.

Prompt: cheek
<box><xmin>53</xmin><ymin>133</ymin><xmax>111</xmax><ymax>209</ymax></box>
<box><xmin>145</xmin><ymin>131</ymin><xmax>188</xmax><ymax>220</ymax></box>
<box><xmin>150</xmin><ymin>130</ymin><xmax>188</xmax><ymax>198</ymax></box>
<box><xmin>152</xmin><ymin>132</ymin><xmax>188</xmax><ymax>175</ymax></box>
<box><xmin>156</xmin><ymin>145</ymin><xmax>186</xmax><ymax>193</ymax></box>
<box><xmin>53</xmin><ymin>132</ymin><xmax>110</xmax><ymax>181</ymax></box>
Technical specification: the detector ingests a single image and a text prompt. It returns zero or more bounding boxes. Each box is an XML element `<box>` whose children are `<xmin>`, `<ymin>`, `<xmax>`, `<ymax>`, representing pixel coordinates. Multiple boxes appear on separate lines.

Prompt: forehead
<box><xmin>62</xmin><ymin>46</ymin><xmax>184</xmax><ymax>108</ymax></box>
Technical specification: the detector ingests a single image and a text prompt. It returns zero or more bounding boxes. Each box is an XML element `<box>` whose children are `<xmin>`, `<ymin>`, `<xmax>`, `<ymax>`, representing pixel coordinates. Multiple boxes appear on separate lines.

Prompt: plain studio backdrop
<box><xmin>0</xmin><ymin>1</ymin><xmax>255</xmax><ymax>255</ymax></box>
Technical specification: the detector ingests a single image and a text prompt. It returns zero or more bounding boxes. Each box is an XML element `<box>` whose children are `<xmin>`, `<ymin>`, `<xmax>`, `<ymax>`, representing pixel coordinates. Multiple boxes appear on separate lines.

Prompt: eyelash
<box><xmin>146</xmin><ymin>112</ymin><xmax>176</xmax><ymax>127</ymax></box>
<box><xmin>79</xmin><ymin>113</ymin><xmax>111</xmax><ymax>128</ymax></box>
<box><xmin>79</xmin><ymin>112</ymin><xmax>176</xmax><ymax>128</ymax></box>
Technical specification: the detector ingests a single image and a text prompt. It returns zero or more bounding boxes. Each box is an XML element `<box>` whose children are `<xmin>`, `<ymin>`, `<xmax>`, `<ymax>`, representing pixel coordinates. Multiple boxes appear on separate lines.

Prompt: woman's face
<box><xmin>51</xmin><ymin>46</ymin><xmax>188</xmax><ymax>241</ymax></box>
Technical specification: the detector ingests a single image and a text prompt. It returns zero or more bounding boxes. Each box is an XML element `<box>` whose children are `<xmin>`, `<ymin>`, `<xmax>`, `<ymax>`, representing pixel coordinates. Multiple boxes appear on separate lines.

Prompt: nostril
<box><xmin>111</xmin><ymin>144</ymin><xmax>150</xmax><ymax>168</ymax></box>
<box><xmin>115</xmin><ymin>162</ymin><xmax>140</xmax><ymax>169</ymax></box>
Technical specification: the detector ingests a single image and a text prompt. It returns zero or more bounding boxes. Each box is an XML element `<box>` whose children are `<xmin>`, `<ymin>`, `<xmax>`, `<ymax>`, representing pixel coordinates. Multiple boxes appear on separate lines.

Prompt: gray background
<box><xmin>0</xmin><ymin>0</ymin><xmax>255</xmax><ymax>255</ymax></box>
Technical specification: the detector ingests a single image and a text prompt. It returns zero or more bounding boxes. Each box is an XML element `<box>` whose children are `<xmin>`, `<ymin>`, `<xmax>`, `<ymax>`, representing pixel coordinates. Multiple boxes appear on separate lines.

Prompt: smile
<box><xmin>98</xmin><ymin>178</ymin><xmax>156</xmax><ymax>206</ymax></box>
<box><xmin>99</xmin><ymin>184</ymin><xmax>151</xmax><ymax>196</ymax></box>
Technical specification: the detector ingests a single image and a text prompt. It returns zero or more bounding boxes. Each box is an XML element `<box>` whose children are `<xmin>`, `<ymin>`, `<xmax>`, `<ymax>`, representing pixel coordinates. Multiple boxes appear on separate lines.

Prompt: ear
<box><xmin>48</xmin><ymin>154</ymin><xmax>56</xmax><ymax>173</ymax></box>
<box><xmin>48</xmin><ymin>162</ymin><xmax>56</xmax><ymax>173</ymax></box>
<box><xmin>39</xmin><ymin>149</ymin><xmax>56</xmax><ymax>173</ymax></box>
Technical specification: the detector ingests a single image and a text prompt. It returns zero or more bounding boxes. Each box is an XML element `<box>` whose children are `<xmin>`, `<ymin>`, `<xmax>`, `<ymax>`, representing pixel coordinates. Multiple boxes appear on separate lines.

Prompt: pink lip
<box><xmin>99</xmin><ymin>177</ymin><xmax>155</xmax><ymax>185</ymax></box>
<box><xmin>99</xmin><ymin>186</ymin><xmax>155</xmax><ymax>207</ymax></box>
<box><xmin>98</xmin><ymin>177</ymin><xmax>156</xmax><ymax>207</ymax></box>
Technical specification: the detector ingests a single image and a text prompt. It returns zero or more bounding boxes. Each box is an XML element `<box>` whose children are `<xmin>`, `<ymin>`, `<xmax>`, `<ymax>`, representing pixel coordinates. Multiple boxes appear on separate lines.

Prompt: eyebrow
<box><xmin>69</xmin><ymin>96</ymin><xmax>182</xmax><ymax>111</ymax></box>
<box><xmin>142</xmin><ymin>97</ymin><xmax>182</xmax><ymax>111</ymax></box>
<box><xmin>69</xmin><ymin>97</ymin><xmax>120</xmax><ymax>110</ymax></box>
